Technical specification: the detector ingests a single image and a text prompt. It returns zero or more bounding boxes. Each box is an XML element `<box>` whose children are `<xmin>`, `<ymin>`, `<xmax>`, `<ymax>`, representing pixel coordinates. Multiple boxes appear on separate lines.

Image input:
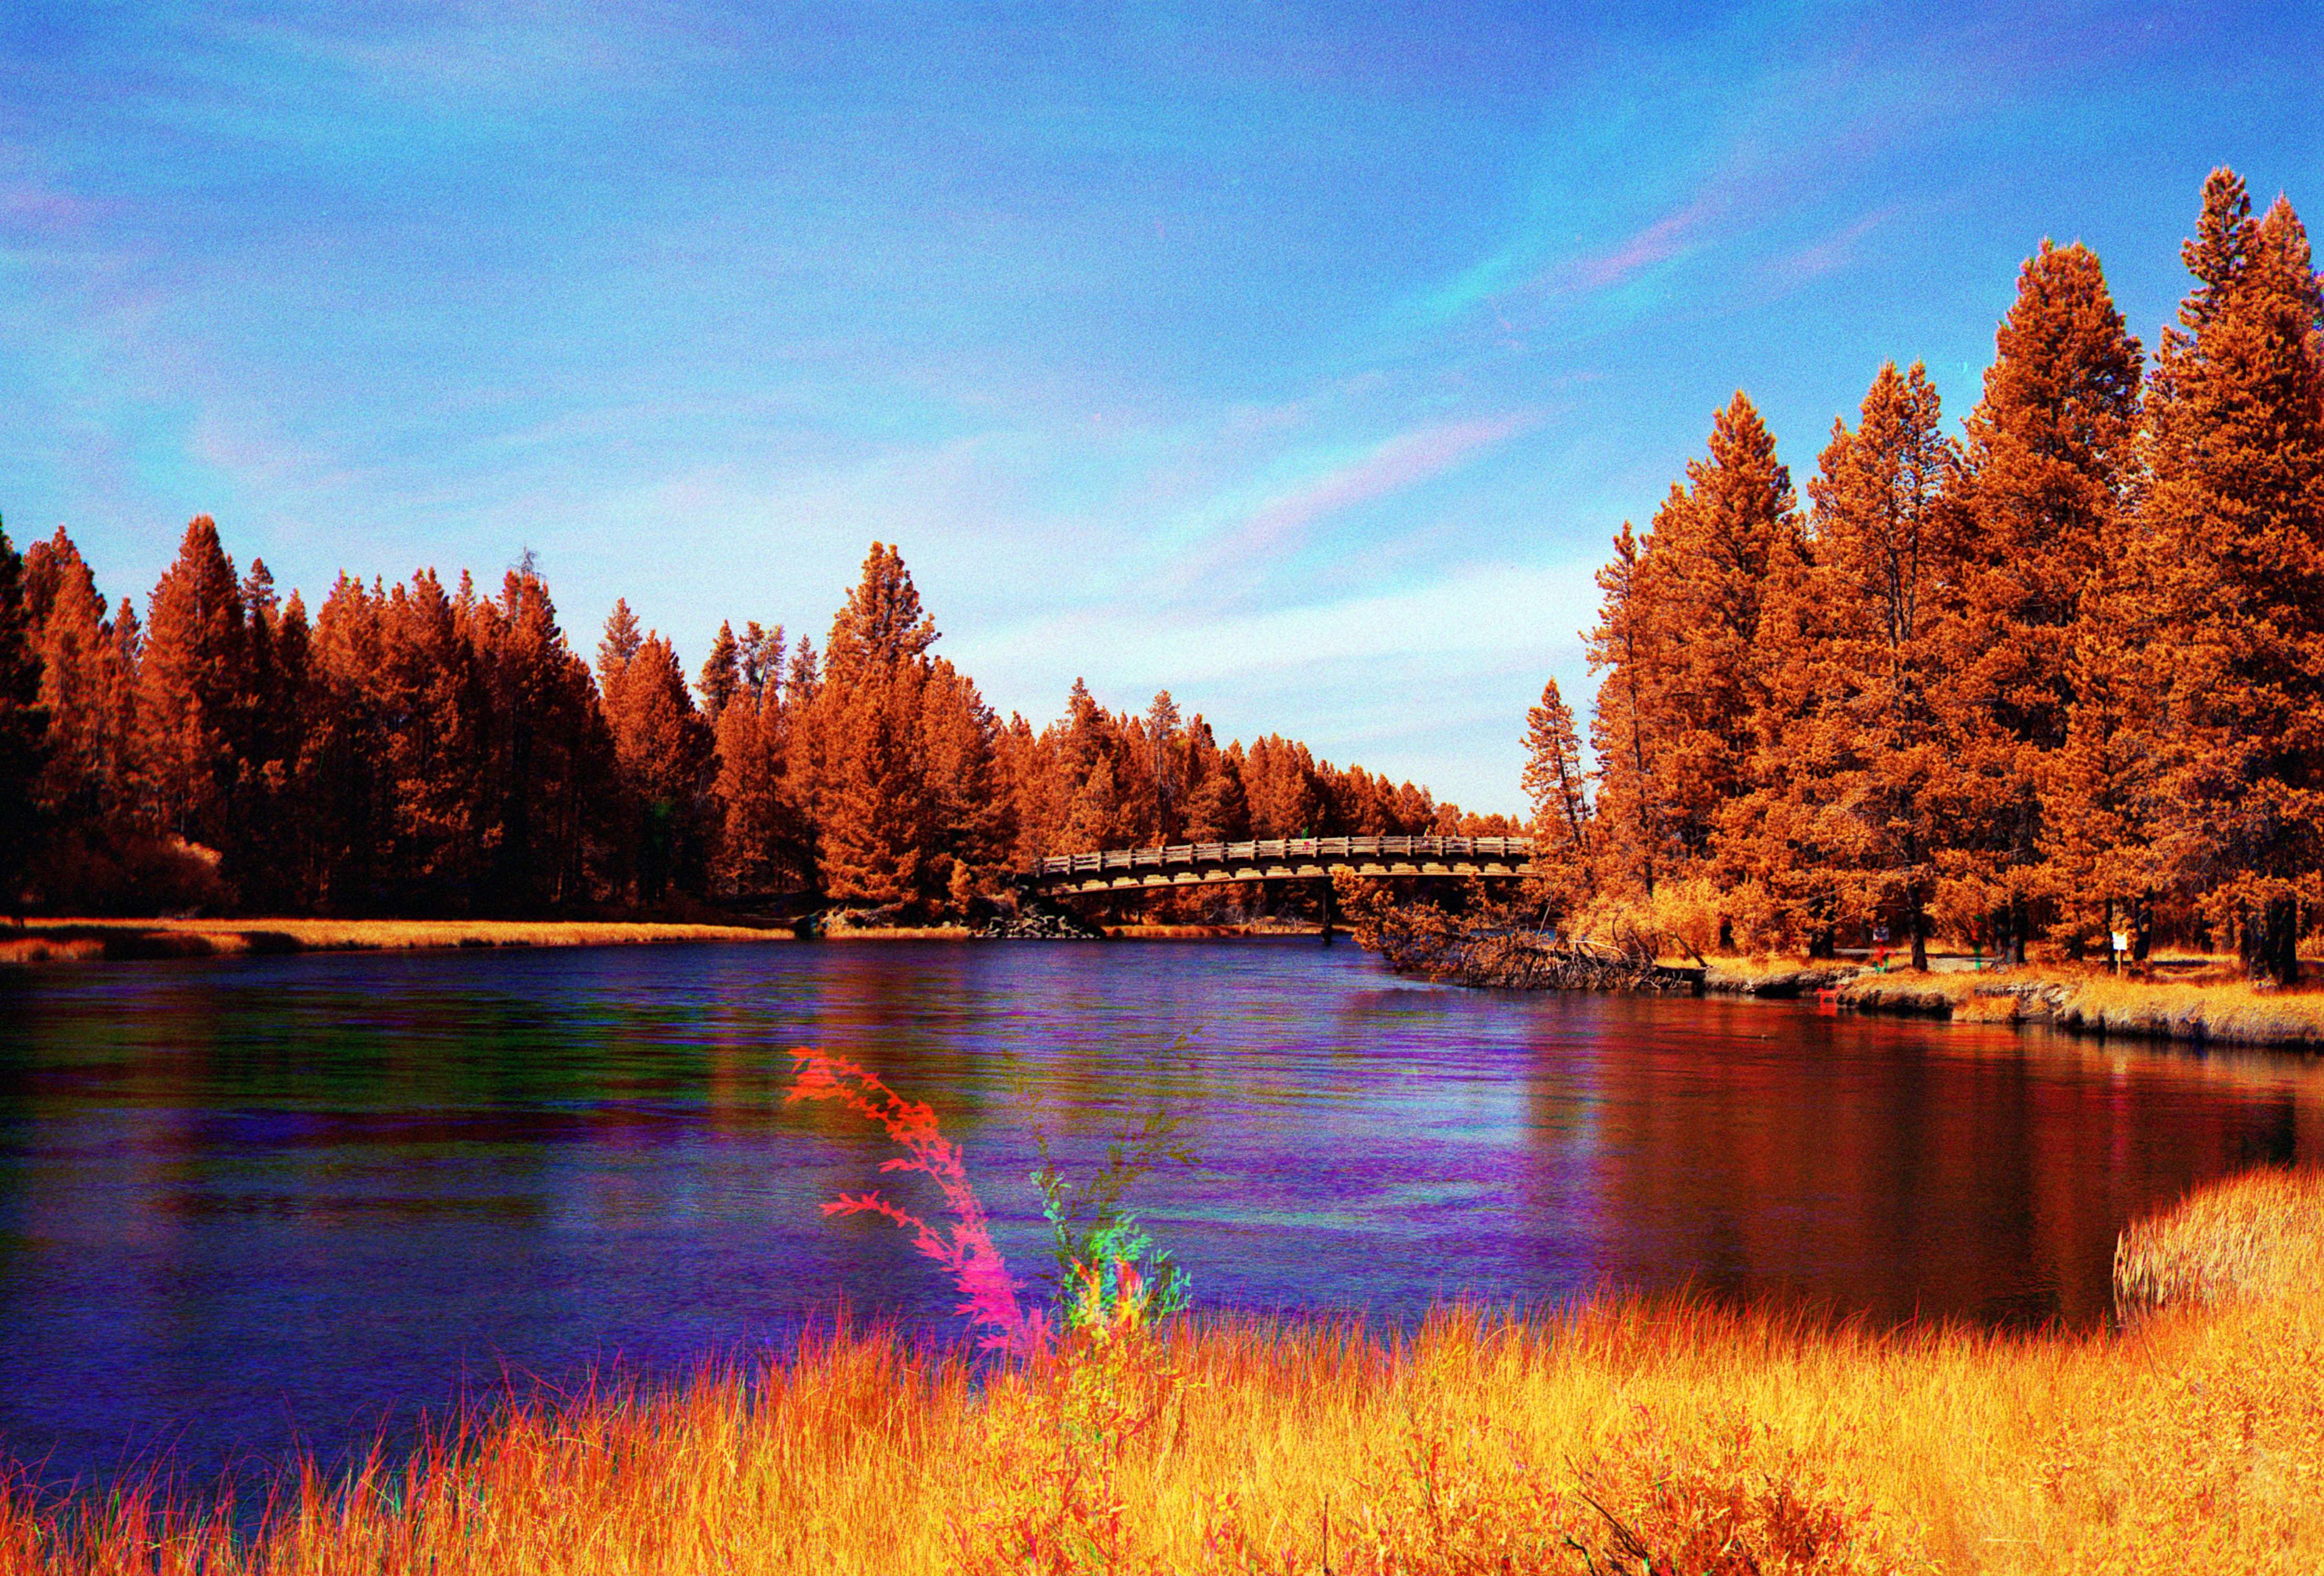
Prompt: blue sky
<box><xmin>3</xmin><ymin>2</ymin><xmax>2318</xmax><ymax>811</ymax></box>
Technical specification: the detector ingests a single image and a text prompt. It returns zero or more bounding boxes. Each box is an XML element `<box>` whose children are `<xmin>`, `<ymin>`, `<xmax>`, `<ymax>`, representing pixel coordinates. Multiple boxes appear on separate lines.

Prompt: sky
<box><xmin>3</xmin><ymin>2</ymin><xmax>2319</xmax><ymax>813</ymax></box>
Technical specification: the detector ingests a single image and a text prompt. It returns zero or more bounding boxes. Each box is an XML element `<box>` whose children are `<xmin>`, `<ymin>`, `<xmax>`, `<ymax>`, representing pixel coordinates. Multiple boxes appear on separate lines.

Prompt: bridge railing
<box><xmin>1034</xmin><ymin>834</ymin><xmax>1534</xmax><ymax>878</ymax></box>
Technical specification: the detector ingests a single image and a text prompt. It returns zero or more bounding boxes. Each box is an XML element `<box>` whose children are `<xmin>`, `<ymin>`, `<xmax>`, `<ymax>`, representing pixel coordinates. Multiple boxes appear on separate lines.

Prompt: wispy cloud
<box><xmin>1151</xmin><ymin>413</ymin><xmax>1535</xmax><ymax>593</ymax></box>
<box><xmin>1565</xmin><ymin>194</ymin><xmax>1724</xmax><ymax>292</ymax></box>
<box><xmin>1765</xmin><ymin>205</ymin><xmax>1894</xmax><ymax>286</ymax></box>
<box><xmin>1237</xmin><ymin>416</ymin><xmax>1532</xmax><ymax>551</ymax></box>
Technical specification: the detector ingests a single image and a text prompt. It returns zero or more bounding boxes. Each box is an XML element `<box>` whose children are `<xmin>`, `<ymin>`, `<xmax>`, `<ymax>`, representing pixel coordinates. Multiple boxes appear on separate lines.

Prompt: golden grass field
<box><xmin>5</xmin><ymin>1171</ymin><xmax>2321</xmax><ymax>1574</ymax></box>
<box><xmin>1836</xmin><ymin>962</ymin><xmax>2324</xmax><ymax>1048</ymax></box>
<box><xmin>0</xmin><ymin>917</ymin><xmax>794</xmax><ymax>964</ymax></box>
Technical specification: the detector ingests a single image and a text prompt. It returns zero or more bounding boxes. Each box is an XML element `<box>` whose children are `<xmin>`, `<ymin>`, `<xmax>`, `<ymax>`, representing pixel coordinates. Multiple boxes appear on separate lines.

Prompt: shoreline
<box><xmin>1701</xmin><ymin>955</ymin><xmax>2324</xmax><ymax>1051</ymax></box>
<box><xmin>0</xmin><ymin>915</ymin><xmax>1325</xmax><ymax>964</ymax></box>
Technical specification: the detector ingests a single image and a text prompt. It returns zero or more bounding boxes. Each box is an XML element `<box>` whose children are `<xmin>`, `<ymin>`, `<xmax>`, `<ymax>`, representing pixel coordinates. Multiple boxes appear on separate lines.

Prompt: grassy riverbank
<box><xmin>0</xmin><ymin>916</ymin><xmax>1315</xmax><ymax>963</ymax></box>
<box><xmin>1838</xmin><ymin>965</ymin><xmax>2324</xmax><ymax>1049</ymax></box>
<box><xmin>1689</xmin><ymin>949</ymin><xmax>2324</xmax><ymax>1050</ymax></box>
<box><xmin>0</xmin><ymin>916</ymin><xmax>795</xmax><ymax>964</ymax></box>
<box><xmin>7</xmin><ymin>1173</ymin><xmax>2321</xmax><ymax>1574</ymax></box>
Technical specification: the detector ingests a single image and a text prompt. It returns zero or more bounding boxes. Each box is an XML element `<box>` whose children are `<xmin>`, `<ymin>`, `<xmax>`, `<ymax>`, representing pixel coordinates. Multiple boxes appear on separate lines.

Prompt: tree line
<box><xmin>0</xmin><ymin>526</ymin><xmax>1502</xmax><ymax>922</ymax></box>
<box><xmin>1521</xmin><ymin>168</ymin><xmax>2324</xmax><ymax>984</ymax></box>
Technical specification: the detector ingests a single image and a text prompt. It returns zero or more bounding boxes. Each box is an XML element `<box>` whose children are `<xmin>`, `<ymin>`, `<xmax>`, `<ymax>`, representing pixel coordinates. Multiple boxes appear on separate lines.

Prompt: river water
<box><xmin>2</xmin><ymin>938</ymin><xmax>2319</xmax><ymax>1501</ymax></box>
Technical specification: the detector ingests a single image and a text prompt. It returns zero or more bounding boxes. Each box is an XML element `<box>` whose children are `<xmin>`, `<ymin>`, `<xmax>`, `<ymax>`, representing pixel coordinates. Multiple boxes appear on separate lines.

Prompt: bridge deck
<box><xmin>1029</xmin><ymin>835</ymin><xmax>1535</xmax><ymax>894</ymax></box>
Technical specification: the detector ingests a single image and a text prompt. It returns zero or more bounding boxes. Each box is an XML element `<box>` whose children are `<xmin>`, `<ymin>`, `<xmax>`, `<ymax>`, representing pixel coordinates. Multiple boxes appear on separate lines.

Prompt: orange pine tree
<box><xmin>475</xmin><ymin>562</ymin><xmax>613</xmax><ymax>911</ymax></box>
<box><xmin>599</xmin><ymin>608</ymin><xmax>716</xmax><ymax>903</ymax></box>
<box><xmin>2141</xmin><ymin>170</ymin><xmax>2324</xmax><ymax>983</ymax></box>
<box><xmin>1947</xmin><ymin>240</ymin><xmax>2144</xmax><ymax>960</ymax></box>
<box><xmin>1640</xmin><ymin>394</ymin><xmax>1802</xmax><ymax>899</ymax></box>
<box><xmin>808</xmin><ymin>552</ymin><xmax>926</xmax><ymax>910</ymax></box>
<box><xmin>131</xmin><ymin>516</ymin><xmax>247</xmax><ymax>851</ymax></box>
<box><xmin>1585</xmin><ymin>521</ymin><xmax>1668</xmax><ymax>900</ymax></box>
<box><xmin>22</xmin><ymin>529</ymin><xmax>132</xmax><ymax>831</ymax></box>
<box><xmin>1519</xmin><ymin>678</ymin><xmax>1594</xmax><ymax>924</ymax></box>
<box><xmin>0</xmin><ymin>523</ymin><xmax>47</xmax><ymax>918</ymax></box>
<box><xmin>1791</xmin><ymin>362</ymin><xmax>1966</xmax><ymax>969</ymax></box>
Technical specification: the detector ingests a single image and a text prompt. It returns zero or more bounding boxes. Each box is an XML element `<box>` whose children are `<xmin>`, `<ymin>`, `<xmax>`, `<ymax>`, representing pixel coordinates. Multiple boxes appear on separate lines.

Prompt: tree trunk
<box><xmin>2240</xmin><ymin>898</ymin><xmax>2300</xmax><ymax>987</ymax></box>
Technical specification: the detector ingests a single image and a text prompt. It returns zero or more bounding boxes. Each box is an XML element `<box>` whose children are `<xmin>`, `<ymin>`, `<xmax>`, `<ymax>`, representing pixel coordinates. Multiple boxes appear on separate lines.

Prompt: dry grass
<box><xmin>10</xmin><ymin>1182</ymin><xmax>2324</xmax><ymax>1573</ymax></box>
<box><xmin>2116</xmin><ymin>1168</ymin><xmax>2324</xmax><ymax>1315</ymax></box>
<box><xmin>1837</xmin><ymin>965</ymin><xmax>2324</xmax><ymax>1048</ymax></box>
<box><xmin>0</xmin><ymin>917</ymin><xmax>791</xmax><ymax>965</ymax></box>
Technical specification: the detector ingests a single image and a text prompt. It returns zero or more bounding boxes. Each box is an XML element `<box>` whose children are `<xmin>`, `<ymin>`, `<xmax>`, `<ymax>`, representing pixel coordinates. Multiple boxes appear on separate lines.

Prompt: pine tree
<box><xmin>2041</xmin><ymin>530</ymin><xmax>2169</xmax><ymax>962</ymax></box>
<box><xmin>709</xmin><ymin>618</ymin><xmax>808</xmax><ymax>898</ymax></box>
<box><xmin>1183</xmin><ymin>743</ymin><xmax>1249</xmax><ymax>841</ymax></box>
<box><xmin>699</xmin><ymin>620</ymin><xmax>741</xmax><ymax>724</ymax></box>
<box><xmin>737</xmin><ymin>621</ymin><xmax>782</xmax><ymax>706</ymax></box>
<box><xmin>2142</xmin><ymin>170</ymin><xmax>2324</xmax><ymax>983</ymax></box>
<box><xmin>23</xmin><ymin>530</ymin><xmax>130</xmax><ymax>828</ymax></box>
<box><xmin>1520</xmin><ymin>678</ymin><xmax>1593</xmax><ymax>924</ymax></box>
<box><xmin>1061</xmin><ymin>754</ymin><xmax>1129</xmax><ymax>852</ymax></box>
<box><xmin>0</xmin><ymin>523</ymin><xmax>50</xmax><ymax>918</ymax></box>
<box><xmin>812</xmin><ymin>545</ymin><xmax>944</xmax><ymax>910</ymax></box>
<box><xmin>1642</xmin><ymin>394</ymin><xmax>1802</xmax><ymax>890</ymax></box>
<box><xmin>1585</xmin><ymin>522</ymin><xmax>1669</xmax><ymax>898</ymax></box>
<box><xmin>824</xmin><ymin>542</ymin><xmax>935</xmax><ymax>686</ymax></box>
<box><xmin>379</xmin><ymin>571</ymin><xmax>491</xmax><ymax>909</ymax></box>
<box><xmin>1796</xmin><ymin>362</ymin><xmax>1967</xmax><ymax>969</ymax></box>
<box><xmin>1949</xmin><ymin>241</ymin><xmax>2144</xmax><ymax>960</ymax></box>
<box><xmin>916</xmin><ymin>657</ymin><xmax>1010</xmax><ymax>911</ymax></box>
<box><xmin>1143</xmin><ymin>690</ymin><xmax>1185</xmax><ymax>842</ymax></box>
<box><xmin>479</xmin><ymin>564</ymin><xmax>613</xmax><ymax>911</ymax></box>
<box><xmin>1707</xmin><ymin>490</ymin><xmax>1838</xmax><ymax>952</ymax></box>
<box><xmin>602</xmin><ymin>627</ymin><xmax>716</xmax><ymax>902</ymax></box>
<box><xmin>132</xmin><ymin>516</ymin><xmax>245</xmax><ymax>852</ymax></box>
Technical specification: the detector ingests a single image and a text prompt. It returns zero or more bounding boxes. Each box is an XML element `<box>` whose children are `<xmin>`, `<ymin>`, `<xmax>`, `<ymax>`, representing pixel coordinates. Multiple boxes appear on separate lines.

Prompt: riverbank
<box><xmin>1690</xmin><ymin>952</ymin><xmax>2324</xmax><ymax>1050</ymax></box>
<box><xmin>7</xmin><ymin>1169</ymin><xmax>2318</xmax><ymax>1574</ymax></box>
<box><xmin>1834</xmin><ymin>964</ymin><xmax>2324</xmax><ymax>1050</ymax></box>
<box><xmin>0</xmin><ymin>915</ymin><xmax>1313</xmax><ymax>964</ymax></box>
<box><xmin>0</xmin><ymin>916</ymin><xmax>799</xmax><ymax>964</ymax></box>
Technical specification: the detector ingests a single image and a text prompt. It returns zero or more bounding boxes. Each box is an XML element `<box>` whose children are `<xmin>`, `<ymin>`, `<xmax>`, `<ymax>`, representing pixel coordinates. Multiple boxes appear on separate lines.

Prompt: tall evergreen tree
<box><xmin>479</xmin><ymin>564</ymin><xmax>612</xmax><ymax>911</ymax></box>
<box><xmin>811</xmin><ymin>545</ymin><xmax>943</xmax><ymax>909</ymax></box>
<box><xmin>0</xmin><ymin>523</ymin><xmax>50</xmax><ymax>918</ymax></box>
<box><xmin>602</xmin><ymin>625</ymin><xmax>716</xmax><ymax>902</ymax></box>
<box><xmin>1640</xmin><ymin>394</ymin><xmax>1802</xmax><ymax>892</ymax></box>
<box><xmin>132</xmin><ymin>516</ymin><xmax>245</xmax><ymax>852</ymax></box>
<box><xmin>699</xmin><ymin>620</ymin><xmax>742</xmax><ymax>724</ymax></box>
<box><xmin>2143</xmin><ymin>170</ymin><xmax>2324</xmax><ymax>983</ymax></box>
<box><xmin>1520</xmin><ymin>678</ymin><xmax>1594</xmax><ymax>923</ymax></box>
<box><xmin>1793</xmin><ymin>362</ymin><xmax>1966</xmax><ymax>969</ymax></box>
<box><xmin>1585</xmin><ymin>521</ymin><xmax>1668</xmax><ymax>899</ymax></box>
<box><xmin>23</xmin><ymin>530</ymin><xmax>130</xmax><ymax>829</ymax></box>
<box><xmin>1948</xmin><ymin>241</ymin><xmax>2145</xmax><ymax>959</ymax></box>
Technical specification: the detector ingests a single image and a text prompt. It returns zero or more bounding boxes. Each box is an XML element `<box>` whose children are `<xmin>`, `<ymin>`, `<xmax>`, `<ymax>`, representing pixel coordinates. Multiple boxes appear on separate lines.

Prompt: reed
<box><xmin>2115</xmin><ymin>1167</ymin><xmax>2324</xmax><ymax>1314</ymax></box>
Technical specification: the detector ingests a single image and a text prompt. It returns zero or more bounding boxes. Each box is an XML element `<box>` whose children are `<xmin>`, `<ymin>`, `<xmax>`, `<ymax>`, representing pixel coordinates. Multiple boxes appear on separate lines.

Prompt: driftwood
<box><xmin>1357</xmin><ymin>902</ymin><xmax>1701</xmax><ymax>993</ymax></box>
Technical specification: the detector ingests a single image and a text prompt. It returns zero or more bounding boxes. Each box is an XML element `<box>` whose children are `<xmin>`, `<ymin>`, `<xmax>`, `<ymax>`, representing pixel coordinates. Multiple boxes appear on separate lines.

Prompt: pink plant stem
<box><xmin>785</xmin><ymin>1048</ymin><xmax>1044</xmax><ymax>1354</ymax></box>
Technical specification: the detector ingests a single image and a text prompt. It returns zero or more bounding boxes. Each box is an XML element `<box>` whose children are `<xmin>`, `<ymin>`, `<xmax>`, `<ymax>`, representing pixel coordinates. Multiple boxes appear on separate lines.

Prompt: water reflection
<box><xmin>0</xmin><ymin>941</ymin><xmax>2316</xmax><ymax>1504</ymax></box>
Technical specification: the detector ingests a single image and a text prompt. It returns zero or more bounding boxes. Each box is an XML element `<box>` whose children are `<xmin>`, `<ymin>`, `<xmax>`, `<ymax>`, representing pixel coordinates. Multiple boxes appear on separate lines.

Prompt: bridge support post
<box><xmin>1319</xmin><ymin>879</ymin><xmax>1337</xmax><ymax>946</ymax></box>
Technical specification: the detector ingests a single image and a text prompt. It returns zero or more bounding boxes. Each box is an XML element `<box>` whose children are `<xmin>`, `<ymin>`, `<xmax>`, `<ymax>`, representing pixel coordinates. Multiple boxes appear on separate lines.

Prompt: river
<box><xmin>2</xmin><ymin>938</ymin><xmax>2318</xmax><ymax>1501</ymax></box>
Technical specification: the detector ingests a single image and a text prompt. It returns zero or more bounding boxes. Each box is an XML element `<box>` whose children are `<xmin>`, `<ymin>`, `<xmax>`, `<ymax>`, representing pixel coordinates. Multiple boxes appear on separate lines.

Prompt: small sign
<box><xmin>2110</xmin><ymin>931</ymin><xmax>2129</xmax><ymax>953</ymax></box>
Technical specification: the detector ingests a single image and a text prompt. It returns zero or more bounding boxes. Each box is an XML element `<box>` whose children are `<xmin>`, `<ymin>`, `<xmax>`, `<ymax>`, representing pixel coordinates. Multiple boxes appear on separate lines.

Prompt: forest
<box><xmin>0</xmin><ymin>524</ymin><xmax>1501</xmax><ymax>927</ymax></box>
<box><xmin>1520</xmin><ymin>168</ymin><xmax>2324</xmax><ymax>984</ymax></box>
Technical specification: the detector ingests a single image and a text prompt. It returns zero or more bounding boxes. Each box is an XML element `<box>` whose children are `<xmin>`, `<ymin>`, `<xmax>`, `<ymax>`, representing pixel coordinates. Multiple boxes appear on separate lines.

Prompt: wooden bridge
<box><xmin>1027</xmin><ymin>835</ymin><xmax>1535</xmax><ymax>895</ymax></box>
